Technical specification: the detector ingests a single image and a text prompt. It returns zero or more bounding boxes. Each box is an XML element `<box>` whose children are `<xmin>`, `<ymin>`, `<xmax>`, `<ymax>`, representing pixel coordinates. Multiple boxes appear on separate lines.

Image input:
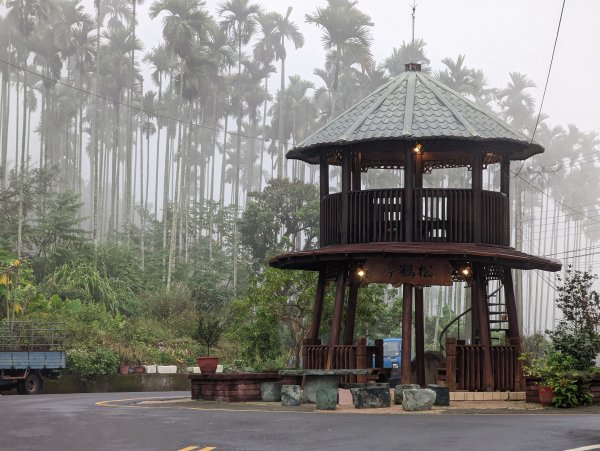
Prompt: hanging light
<box><xmin>458</xmin><ymin>262</ymin><xmax>472</xmax><ymax>278</ymax></box>
<box><xmin>356</xmin><ymin>267</ymin><xmax>366</xmax><ymax>279</ymax></box>
<box><xmin>413</xmin><ymin>143</ymin><xmax>422</xmax><ymax>154</ymax></box>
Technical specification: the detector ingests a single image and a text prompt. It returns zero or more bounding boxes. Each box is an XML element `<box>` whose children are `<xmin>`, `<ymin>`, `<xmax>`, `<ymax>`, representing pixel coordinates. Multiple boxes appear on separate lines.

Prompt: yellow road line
<box><xmin>198</xmin><ymin>447</ymin><xmax>216</xmax><ymax>451</ymax></box>
<box><xmin>178</xmin><ymin>447</ymin><xmax>198</xmax><ymax>451</ymax></box>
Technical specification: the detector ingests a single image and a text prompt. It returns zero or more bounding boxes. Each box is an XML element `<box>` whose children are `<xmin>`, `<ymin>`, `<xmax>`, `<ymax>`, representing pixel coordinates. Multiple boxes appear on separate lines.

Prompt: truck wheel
<box><xmin>18</xmin><ymin>373</ymin><xmax>41</xmax><ymax>395</ymax></box>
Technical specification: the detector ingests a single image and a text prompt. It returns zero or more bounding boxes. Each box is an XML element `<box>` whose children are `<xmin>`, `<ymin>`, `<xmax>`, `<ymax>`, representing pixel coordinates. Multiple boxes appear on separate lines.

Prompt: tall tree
<box><xmin>306</xmin><ymin>0</ymin><xmax>373</xmax><ymax>118</ymax></box>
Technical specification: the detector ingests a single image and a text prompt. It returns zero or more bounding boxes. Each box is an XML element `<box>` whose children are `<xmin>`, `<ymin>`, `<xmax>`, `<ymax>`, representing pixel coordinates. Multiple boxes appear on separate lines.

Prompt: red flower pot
<box><xmin>119</xmin><ymin>365</ymin><xmax>129</xmax><ymax>375</ymax></box>
<box><xmin>538</xmin><ymin>385</ymin><xmax>553</xmax><ymax>406</ymax></box>
<box><xmin>134</xmin><ymin>366</ymin><xmax>145</xmax><ymax>374</ymax></box>
<box><xmin>197</xmin><ymin>356</ymin><xmax>219</xmax><ymax>374</ymax></box>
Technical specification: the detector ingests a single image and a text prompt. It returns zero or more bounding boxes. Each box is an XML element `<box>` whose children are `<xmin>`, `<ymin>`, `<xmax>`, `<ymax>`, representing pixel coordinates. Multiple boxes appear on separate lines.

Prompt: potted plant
<box><xmin>521</xmin><ymin>352</ymin><xmax>553</xmax><ymax>406</ymax></box>
<box><xmin>195</xmin><ymin>313</ymin><xmax>226</xmax><ymax>374</ymax></box>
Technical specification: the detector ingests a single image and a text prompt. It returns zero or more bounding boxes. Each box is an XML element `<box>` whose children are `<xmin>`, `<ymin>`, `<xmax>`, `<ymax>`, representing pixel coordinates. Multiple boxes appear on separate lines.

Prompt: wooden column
<box><xmin>319</xmin><ymin>153</ymin><xmax>329</xmax><ymax>248</ymax></box>
<box><xmin>352</xmin><ymin>151</ymin><xmax>362</xmax><ymax>191</ymax></box>
<box><xmin>474</xmin><ymin>266</ymin><xmax>494</xmax><ymax>391</ymax></box>
<box><xmin>404</xmin><ymin>147</ymin><xmax>415</xmax><ymax>242</ymax></box>
<box><xmin>401</xmin><ymin>284</ymin><xmax>413</xmax><ymax>384</ymax></box>
<box><xmin>343</xmin><ymin>275</ymin><xmax>359</xmax><ymax>345</ymax></box>
<box><xmin>504</xmin><ymin>269</ymin><xmax>524</xmax><ymax>390</ymax></box>
<box><xmin>326</xmin><ymin>268</ymin><xmax>347</xmax><ymax>369</ymax></box>
<box><xmin>415</xmin><ymin>150</ymin><xmax>423</xmax><ymax>189</ymax></box>
<box><xmin>414</xmin><ymin>286</ymin><xmax>425</xmax><ymax>387</ymax></box>
<box><xmin>472</xmin><ymin>151</ymin><xmax>483</xmax><ymax>243</ymax></box>
<box><xmin>341</xmin><ymin>152</ymin><xmax>351</xmax><ymax>244</ymax></box>
<box><xmin>308</xmin><ymin>271</ymin><xmax>327</xmax><ymax>344</ymax></box>
<box><xmin>319</xmin><ymin>153</ymin><xmax>329</xmax><ymax>200</ymax></box>
<box><xmin>500</xmin><ymin>152</ymin><xmax>510</xmax><ymax>245</ymax></box>
<box><xmin>446</xmin><ymin>337</ymin><xmax>457</xmax><ymax>391</ymax></box>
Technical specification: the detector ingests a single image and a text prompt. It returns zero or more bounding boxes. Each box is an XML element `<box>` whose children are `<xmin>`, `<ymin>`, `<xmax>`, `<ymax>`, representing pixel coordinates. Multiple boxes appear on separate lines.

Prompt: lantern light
<box><xmin>356</xmin><ymin>267</ymin><xmax>366</xmax><ymax>278</ymax></box>
<box><xmin>458</xmin><ymin>263</ymin><xmax>472</xmax><ymax>278</ymax></box>
<box><xmin>413</xmin><ymin>143</ymin><xmax>422</xmax><ymax>153</ymax></box>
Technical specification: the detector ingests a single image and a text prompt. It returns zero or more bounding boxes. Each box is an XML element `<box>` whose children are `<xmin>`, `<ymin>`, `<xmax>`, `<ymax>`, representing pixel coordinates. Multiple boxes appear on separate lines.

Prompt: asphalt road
<box><xmin>1</xmin><ymin>392</ymin><xmax>600</xmax><ymax>451</ymax></box>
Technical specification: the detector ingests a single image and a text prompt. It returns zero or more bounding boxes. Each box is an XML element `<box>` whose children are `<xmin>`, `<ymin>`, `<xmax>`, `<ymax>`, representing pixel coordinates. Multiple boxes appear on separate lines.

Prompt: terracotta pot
<box><xmin>197</xmin><ymin>356</ymin><xmax>219</xmax><ymax>374</ymax></box>
<box><xmin>538</xmin><ymin>385</ymin><xmax>553</xmax><ymax>406</ymax></box>
<box><xmin>134</xmin><ymin>366</ymin><xmax>145</xmax><ymax>374</ymax></box>
<box><xmin>119</xmin><ymin>365</ymin><xmax>129</xmax><ymax>375</ymax></box>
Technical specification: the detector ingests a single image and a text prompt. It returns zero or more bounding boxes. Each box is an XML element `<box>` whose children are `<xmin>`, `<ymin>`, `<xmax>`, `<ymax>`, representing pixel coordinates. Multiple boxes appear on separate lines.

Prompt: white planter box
<box><xmin>186</xmin><ymin>366</ymin><xmax>201</xmax><ymax>374</ymax></box>
<box><xmin>144</xmin><ymin>365</ymin><xmax>157</xmax><ymax>374</ymax></box>
<box><xmin>216</xmin><ymin>364</ymin><xmax>224</xmax><ymax>374</ymax></box>
<box><xmin>156</xmin><ymin>365</ymin><xmax>177</xmax><ymax>374</ymax></box>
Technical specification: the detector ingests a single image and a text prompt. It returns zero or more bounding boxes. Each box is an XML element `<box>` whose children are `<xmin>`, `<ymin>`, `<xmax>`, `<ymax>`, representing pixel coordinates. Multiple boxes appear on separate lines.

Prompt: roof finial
<box><xmin>410</xmin><ymin>1</ymin><xmax>417</xmax><ymax>63</ymax></box>
<box><xmin>405</xmin><ymin>1</ymin><xmax>421</xmax><ymax>72</ymax></box>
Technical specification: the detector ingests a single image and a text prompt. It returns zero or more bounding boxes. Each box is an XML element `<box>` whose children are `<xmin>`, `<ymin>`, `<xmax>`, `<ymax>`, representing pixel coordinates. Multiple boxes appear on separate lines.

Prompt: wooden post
<box><xmin>401</xmin><ymin>284</ymin><xmax>413</xmax><ymax>384</ymax></box>
<box><xmin>319</xmin><ymin>153</ymin><xmax>329</xmax><ymax>200</ymax></box>
<box><xmin>446</xmin><ymin>337</ymin><xmax>457</xmax><ymax>391</ymax></box>
<box><xmin>472</xmin><ymin>151</ymin><xmax>483</xmax><ymax>243</ymax></box>
<box><xmin>308</xmin><ymin>271</ymin><xmax>327</xmax><ymax>344</ymax></box>
<box><xmin>415</xmin><ymin>151</ymin><xmax>423</xmax><ymax>189</ymax></box>
<box><xmin>404</xmin><ymin>147</ymin><xmax>415</xmax><ymax>242</ymax></box>
<box><xmin>415</xmin><ymin>286</ymin><xmax>425</xmax><ymax>387</ymax></box>
<box><xmin>352</xmin><ymin>151</ymin><xmax>361</xmax><ymax>191</ymax></box>
<box><xmin>356</xmin><ymin>336</ymin><xmax>367</xmax><ymax>383</ymax></box>
<box><xmin>374</xmin><ymin>338</ymin><xmax>384</xmax><ymax>368</ymax></box>
<box><xmin>500</xmin><ymin>152</ymin><xmax>510</xmax><ymax>245</ymax></box>
<box><xmin>504</xmin><ymin>270</ymin><xmax>524</xmax><ymax>391</ymax></box>
<box><xmin>326</xmin><ymin>268</ymin><xmax>347</xmax><ymax>369</ymax></box>
<box><xmin>341</xmin><ymin>152</ymin><xmax>351</xmax><ymax>244</ymax></box>
<box><xmin>343</xmin><ymin>275</ymin><xmax>359</xmax><ymax>345</ymax></box>
<box><xmin>302</xmin><ymin>338</ymin><xmax>311</xmax><ymax>369</ymax></box>
<box><xmin>474</xmin><ymin>266</ymin><xmax>494</xmax><ymax>391</ymax></box>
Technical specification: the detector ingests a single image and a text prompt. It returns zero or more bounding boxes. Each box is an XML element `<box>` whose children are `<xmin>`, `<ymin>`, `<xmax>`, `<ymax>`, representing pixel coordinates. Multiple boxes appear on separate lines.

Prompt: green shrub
<box><xmin>67</xmin><ymin>347</ymin><xmax>119</xmax><ymax>380</ymax></box>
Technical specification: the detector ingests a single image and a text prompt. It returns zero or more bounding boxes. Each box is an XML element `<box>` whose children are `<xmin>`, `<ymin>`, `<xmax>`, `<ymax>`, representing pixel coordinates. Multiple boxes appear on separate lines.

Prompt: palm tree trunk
<box><xmin>17</xmin><ymin>70</ymin><xmax>27</xmax><ymax>258</ymax></box>
<box><xmin>0</xmin><ymin>76</ymin><xmax>8</xmax><ymax>187</ymax></box>
<box><xmin>278</xmin><ymin>52</ymin><xmax>285</xmax><ymax>179</ymax></box>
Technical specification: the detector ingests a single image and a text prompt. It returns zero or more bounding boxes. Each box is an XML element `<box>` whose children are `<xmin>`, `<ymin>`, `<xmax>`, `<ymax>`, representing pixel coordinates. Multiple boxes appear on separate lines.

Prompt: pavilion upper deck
<box><xmin>320</xmin><ymin>187</ymin><xmax>509</xmax><ymax>247</ymax></box>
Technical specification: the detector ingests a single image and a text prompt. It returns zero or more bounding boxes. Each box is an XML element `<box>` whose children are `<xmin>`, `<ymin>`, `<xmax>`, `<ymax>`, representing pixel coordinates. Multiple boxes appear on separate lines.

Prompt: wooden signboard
<box><xmin>363</xmin><ymin>258</ymin><xmax>453</xmax><ymax>286</ymax></box>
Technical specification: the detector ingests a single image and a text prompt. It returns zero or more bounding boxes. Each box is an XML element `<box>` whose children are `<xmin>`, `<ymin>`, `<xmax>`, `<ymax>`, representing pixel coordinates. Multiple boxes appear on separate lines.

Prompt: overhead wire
<box><xmin>513</xmin><ymin>0</ymin><xmax>566</xmax><ymax>178</ymax></box>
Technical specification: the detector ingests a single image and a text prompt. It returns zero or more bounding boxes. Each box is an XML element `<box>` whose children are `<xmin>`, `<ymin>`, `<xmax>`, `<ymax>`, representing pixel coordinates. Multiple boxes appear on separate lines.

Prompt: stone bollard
<box><xmin>394</xmin><ymin>384</ymin><xmax>420</xmax><ymax>405</ymax></box>
<box><xmin>281</xmin><ymin>385</ymin><xmax>301</xmax><ymax>407</ymax></box>
<box><xmin>316</xmin><ymin>388</ymin><xmax>337</xmax><ymax>410</ymax></box>
<box><xmin>350</xmin><ymin>385</ymin><xmax>391</xmax><ymax>408</ymax></box>
<box><xmin>261</xmin><ymin>382</ymin><xmax>282</xmax><ymax>402</ymax></box>
<box><xmin>402</xmin><ymin>388</ymin><xmax>436</xmax><ymax>411</ymax></box>
<box><xmin>427</xmin><ymin>384</ymin><xmax>450</xmax><ymax>406</ymax></box>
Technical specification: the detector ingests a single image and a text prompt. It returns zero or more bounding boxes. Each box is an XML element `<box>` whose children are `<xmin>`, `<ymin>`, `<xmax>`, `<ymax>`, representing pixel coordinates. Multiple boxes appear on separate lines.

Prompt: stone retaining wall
<box><xmin>190</xmin><ymin>373</ymin><xmax>301</xmax><ymax>402</ymax></box>
<box><xmin>525</xmin><ymin>376</ymin><xmax>600</xmax><ymax>403</ymax></box>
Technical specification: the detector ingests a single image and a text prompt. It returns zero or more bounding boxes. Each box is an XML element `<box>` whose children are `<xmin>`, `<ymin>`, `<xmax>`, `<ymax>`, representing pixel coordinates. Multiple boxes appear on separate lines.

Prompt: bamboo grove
<box><xmin>0</xmin><ymin>0</ymin><xmax>599</xmax><ymax>337</ymax></box>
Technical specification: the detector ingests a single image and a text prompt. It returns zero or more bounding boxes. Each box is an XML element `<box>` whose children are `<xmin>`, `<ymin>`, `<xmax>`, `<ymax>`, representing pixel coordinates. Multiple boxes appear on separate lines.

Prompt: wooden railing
<box><xmin>302</xmin><ymin>338</ymin><xmax>383</xmax><ymax>371</ymax></box>
<box><xmin>320</xmin><ymin>188</ymin><xmax>509</xmax><ymax>247</ymax></box>
<box><xmin>445</xmin><ymin>337</ymin><xmax>517</xmax><ymax>391</ymax></box>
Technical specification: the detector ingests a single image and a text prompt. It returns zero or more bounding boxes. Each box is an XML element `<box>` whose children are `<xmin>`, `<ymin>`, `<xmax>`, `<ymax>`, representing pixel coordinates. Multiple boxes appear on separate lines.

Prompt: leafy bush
<box><xmin>67</xmin><ymin>347</ymin><xmax>119</xmax><ymax>380</ymax></box>
<box><xmin>547</xmin><ymin>268</ymin><xmax>600</xmax><ymax>370</ymax></box>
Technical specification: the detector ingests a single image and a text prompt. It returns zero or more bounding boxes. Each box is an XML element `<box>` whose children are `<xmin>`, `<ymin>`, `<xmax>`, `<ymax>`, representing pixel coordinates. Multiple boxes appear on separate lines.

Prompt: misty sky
<box><xmin>94</xmin><ymin>0</ymin><xmax>600</xmax><ymax>136</ymax></box>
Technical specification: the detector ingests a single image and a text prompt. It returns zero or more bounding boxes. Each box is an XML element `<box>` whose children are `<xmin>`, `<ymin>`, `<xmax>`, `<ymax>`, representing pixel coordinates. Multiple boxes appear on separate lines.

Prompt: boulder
<box><xmin>261</xmin><ymin>382</ymin><xmax>281</xmax><ymax>402</ymax></box>
<box><xmin>402</xmin><ymin>388</ymin><xmax>436</xmax><ymax>411</ymax></box>
<box><xmin>350</xmin><ymin>386</ymin><xmax>391</xmax><ymax>409</ymax></box>
<box><xmin>316</xmin><ymin>388</ymin><xmax>337</xmax><ymax>410</ymax></box>
<box><xmin>281</xmin><ymin>385</ymin><xmax>301</xmax><ymax>407</ymax></box>
<box><xmin>394</xmin><ymin>384</ymin><xmax>420</xmax><ymax>405</ymax></box>
<box><xmin>427</xmin><ymin>384</ymin><xmax>450</xmax><ymax>406</ymax></box>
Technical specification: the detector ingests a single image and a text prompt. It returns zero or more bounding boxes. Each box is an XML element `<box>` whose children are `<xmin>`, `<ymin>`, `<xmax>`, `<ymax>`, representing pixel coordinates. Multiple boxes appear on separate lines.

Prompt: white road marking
<box><xmin>564</xmin><ymin>445</ymin><xmax>600</xmax><ymax>451</ymax></box>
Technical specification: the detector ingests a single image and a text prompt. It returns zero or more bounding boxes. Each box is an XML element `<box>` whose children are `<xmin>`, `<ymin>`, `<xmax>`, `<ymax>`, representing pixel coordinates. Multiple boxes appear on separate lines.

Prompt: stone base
<box><xmin>281</xmin><ymin>385</ymin><xmax>301</xmax><ymax>406</ymax></box>
<box><xmin>427</xmin><ymin>384</ymin><xmax>449</xmax><ymax>406</ymax></box>
<box><xmin>394</xmin><ymin>384</ymin><xmax>420</xmax><ymax>405</ymax></box>
<box><xmin>261</xmin><ymin>382</ymin><xmax>282</xmax><ymax>402</ymax></box>
<box><xmin>350</xmin><ymin>386</ymin><xmax>391</xmax><ymax>408</ymax></box>
<box><xmin>302</xmin><ymin>375</ymin><xmax>340</xmax><ymax>403</ymax></box>
<box><xmin>316</xmin><ymin>388</ymin><xmax>337</xmax><ymax>410</ymax></box>
<box><xmin>402</xmin><ymin>388</ymin><xmax>436</xmax><ymax>411</ymax></box>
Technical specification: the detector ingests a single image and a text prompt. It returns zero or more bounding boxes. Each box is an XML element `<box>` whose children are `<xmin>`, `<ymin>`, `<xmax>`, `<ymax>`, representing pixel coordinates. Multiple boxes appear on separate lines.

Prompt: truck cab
<box><xmin>383</xmin><ymin>338</ymin><xmax>402</xmax><ymax>369</ymax></box>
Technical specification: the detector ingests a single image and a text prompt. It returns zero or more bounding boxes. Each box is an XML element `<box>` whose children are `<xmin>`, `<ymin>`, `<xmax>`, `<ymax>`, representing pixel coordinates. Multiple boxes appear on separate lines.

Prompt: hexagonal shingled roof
<box><xmin>287</xmin><ymin>65</ymin><xmax>543</xmax><ymax>164</ymax></box>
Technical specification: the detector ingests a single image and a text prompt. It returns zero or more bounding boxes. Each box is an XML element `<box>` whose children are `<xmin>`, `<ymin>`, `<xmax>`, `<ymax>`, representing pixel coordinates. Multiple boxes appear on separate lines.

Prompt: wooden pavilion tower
<box><xmin>269</xmin><ymin>63</ymin><xmax>561</xmax><ymax>391</ymax></box>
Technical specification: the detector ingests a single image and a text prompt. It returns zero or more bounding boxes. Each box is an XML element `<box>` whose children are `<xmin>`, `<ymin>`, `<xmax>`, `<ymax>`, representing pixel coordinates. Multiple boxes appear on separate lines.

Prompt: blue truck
<box><xmin>383</xmin><ymin>338</ymin><xmax>402</xmax><ymax>369</ymax></box>
<box><xmin>0</xmin><ymin>321</ymin><xmax>66</xmax><ymax>394</ymax></box>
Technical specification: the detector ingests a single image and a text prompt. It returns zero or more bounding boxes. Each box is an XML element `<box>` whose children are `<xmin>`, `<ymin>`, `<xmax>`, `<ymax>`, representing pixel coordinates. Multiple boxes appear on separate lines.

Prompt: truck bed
<box><xmin>0</xmin><ymin>351</ymin><xmax>66</xmax><ymax>370</ymax></box>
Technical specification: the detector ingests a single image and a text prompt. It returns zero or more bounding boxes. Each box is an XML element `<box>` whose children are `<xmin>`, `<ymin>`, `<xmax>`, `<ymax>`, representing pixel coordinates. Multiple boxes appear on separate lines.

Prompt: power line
<box><xmin>0</xmin><ymin>57</ymin><xmax>295</xmax><ymax>149</ymax></box>
<box><xmin>513</xmin><ymin>0</ymin><xmax>566</xmax><ymax>178</ymax></box>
